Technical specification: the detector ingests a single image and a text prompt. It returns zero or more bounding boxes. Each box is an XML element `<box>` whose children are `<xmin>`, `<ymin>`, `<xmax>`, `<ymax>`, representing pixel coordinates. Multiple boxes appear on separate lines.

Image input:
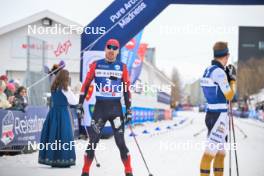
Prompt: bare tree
<box><xmin>237</xmin><ymin>58</ymin><xmax>264</xmax><ymax>99</ymax></box>
<box><xmin>171</xmin><ymin>67</ymin><xmax>182</xmax><ymax>108</ymax></box>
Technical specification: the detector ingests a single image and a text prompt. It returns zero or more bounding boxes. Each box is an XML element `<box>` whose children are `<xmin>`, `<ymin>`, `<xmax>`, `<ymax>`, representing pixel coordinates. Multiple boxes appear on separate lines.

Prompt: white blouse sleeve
<box><xmin>62</xmin><ymin>88</ymin><xmax>78</xmax><ymax>105</ymax></box>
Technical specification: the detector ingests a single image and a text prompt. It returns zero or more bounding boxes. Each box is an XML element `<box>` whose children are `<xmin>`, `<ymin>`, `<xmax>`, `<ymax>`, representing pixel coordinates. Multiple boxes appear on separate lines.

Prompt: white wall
<box><xmin>0</xmin><ymin>19</ymin><xmax>81</xmax><ymax>86</ymax></box>
<box><xmin>131</xmin><ymin>61</ymin><xmax>172</xmax><ymax>109</ymax></box>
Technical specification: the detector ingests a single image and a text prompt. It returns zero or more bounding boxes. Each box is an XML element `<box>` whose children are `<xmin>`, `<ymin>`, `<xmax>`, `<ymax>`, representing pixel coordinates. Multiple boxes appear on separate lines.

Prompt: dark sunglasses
<box><xmin>107</xmin><ymin>45</ymin><xmax>119</xmax><ymax>50</ymax></box>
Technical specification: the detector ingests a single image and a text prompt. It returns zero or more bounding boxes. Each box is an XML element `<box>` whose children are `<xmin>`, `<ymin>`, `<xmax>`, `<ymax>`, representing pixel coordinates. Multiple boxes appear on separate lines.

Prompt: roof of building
<box><xmin>0</xmin><ymin>10</ymin><xmax>82</xmax><ymax>36</ymax></box>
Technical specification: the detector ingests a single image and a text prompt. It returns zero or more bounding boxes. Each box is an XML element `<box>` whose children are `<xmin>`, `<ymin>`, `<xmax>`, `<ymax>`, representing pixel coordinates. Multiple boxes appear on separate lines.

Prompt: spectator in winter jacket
<box><xmin>5</xmin><ymin>82</ymin><xmax>16</xmax><ymax>103</ymax></box>
<box><xmin>12</xmin><ymin>86</ymin><xmax>28</xmax><ymax>111</ymax></box>
<box><xmin>0</xmin><ymin>75</ymin><xmax>8</xmax><ymax>84</ymax></box>
<box><xmin>0</xmin><ymin>80</ymin><xmax>11</xmax><ymax>109</ymax></box>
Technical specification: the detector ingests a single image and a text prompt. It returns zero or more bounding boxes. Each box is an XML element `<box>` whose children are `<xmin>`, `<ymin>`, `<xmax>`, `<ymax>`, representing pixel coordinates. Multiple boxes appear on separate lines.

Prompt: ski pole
<box><xmin>193</xmin><ymin>128</ymin><xmax>206</xmax><ymax>137</ymax></box>
<box><xmin>234</xmin><ymin>124</ymin><xmax>248</xmax><ymax>139</ymax></box>
<box><xmin>128</xmin><ymin>125</ymin><xmax>153</xmax><ymax>176</ymax></box>
<box><xmin>228</xmin><ymin>101</ymin><xmax>232</xmax><ymax>176</ymax></box>
<box><xmin>229</xmin><ymin>102</ymin><xmax>240</xmax><ymax>176</ymax></box>
<box><xmin>84</xmin><ymin>126</ymin><xmax>101</xmax><ymax>168</ymax></box>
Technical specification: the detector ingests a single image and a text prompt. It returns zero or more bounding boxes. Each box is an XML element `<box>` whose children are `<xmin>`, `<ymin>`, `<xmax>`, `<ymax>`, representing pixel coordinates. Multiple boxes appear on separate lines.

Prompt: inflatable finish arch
<box><xmin>79</xmin><ymin>0</ymin><xmax>263</xmax><ymax>129</ymax></box>
<box><xmin>81</xmin><ymin>0</ymin><xmax>264</xmax><ymax>53</ymax></box>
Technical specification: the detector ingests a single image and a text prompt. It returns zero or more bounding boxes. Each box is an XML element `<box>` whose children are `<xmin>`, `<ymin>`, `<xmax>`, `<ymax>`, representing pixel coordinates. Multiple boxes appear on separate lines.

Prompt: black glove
<box><xmin>125</xmin><ymin>109</ymin><xmax>132</xmax><ymax>124</ymax></box>
<box><xmin>76</xmin><ymin>104</ymin><xmax>84</xmax><ymax>118</ymax></box>
<box><xmin>225</xmin><ymin>64</ymin><xmax>236</xmax><ymax>82</ymax></box>
<box><xmin>79</xmin><ymin>94</ymin><xmax>85</xmax><ymax>105</ymax></box>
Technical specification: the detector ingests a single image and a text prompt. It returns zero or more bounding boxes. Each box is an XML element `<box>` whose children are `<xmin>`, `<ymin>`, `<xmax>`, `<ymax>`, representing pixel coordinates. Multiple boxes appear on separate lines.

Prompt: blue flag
<box><xmin>121</xmin><ymin>30</ymin><xmax>144</xmax><ymax>73</ymax></box>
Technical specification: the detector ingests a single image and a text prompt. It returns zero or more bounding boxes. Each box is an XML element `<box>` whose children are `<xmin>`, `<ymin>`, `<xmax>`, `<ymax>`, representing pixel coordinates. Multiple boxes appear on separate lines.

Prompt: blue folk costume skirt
<box><xmin>38</xmin><ymin>105</ymin><xmax>76</xmax><ymax>167</ymax></box>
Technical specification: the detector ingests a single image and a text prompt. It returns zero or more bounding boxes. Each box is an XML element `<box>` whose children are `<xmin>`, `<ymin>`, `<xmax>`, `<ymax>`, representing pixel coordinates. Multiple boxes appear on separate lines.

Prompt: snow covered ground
<box><xmin>1</xmin><ymin>111</ymin><xmax>264</xmax><ymax>176</ymax></box>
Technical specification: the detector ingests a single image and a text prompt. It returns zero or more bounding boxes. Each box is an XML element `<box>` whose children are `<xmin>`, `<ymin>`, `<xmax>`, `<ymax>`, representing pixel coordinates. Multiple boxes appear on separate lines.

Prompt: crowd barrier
<box><xmin>0</xmin><ymin>106</ymin><xmax>177</xmax><ymax>149</ymax></box>
<box><xmin>0</xmin><ymin>106</ymin><xmax>79</xmax><ymax>150</ymax></box>
<box><xmin>233</xmin><ymin>109</ymin><xmax>264</xmax><ymax>122</ymax></box>
<box><xmin>130</xmin><ymin>107</ymin><xmax>175</xmax><ymax>125</ymax></box>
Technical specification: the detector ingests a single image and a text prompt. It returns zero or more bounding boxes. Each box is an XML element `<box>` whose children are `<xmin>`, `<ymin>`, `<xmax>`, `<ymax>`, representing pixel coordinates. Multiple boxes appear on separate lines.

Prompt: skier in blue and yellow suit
<box><xmin>200</xmin><ymin>41</ymin><xmax>237</xmax><ymax>176</ymax></box>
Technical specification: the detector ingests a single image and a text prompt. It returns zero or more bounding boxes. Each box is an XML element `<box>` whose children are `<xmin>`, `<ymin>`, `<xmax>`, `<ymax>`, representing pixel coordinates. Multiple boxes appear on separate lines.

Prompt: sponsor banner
<box><xmin>157</xmin><ymin>109</ymin><xmax>165</xmax><ymax>121</ymax></box>
<box><xmin>169</xmin><ymin>0</ymin><xmax>264</xmax><ymax>5</ymax></box>
<box><xmin>81</xmin><ymin>0</ymin><xmax>170</xmax><ymax>51</ymax></box>
<box><xmin>12</xmin><ymin>36</ymin><xmax>79</xmax><ymax>59</ymax></box>
<box><xmin>131</xmin><ymin>107</ymin><xmax>155</xmax><ymax>124</ymax></box>
<box><xmin>0</xmin><ymin>107</ymin><xmax>79</xmax><ymax>149</ymax></box>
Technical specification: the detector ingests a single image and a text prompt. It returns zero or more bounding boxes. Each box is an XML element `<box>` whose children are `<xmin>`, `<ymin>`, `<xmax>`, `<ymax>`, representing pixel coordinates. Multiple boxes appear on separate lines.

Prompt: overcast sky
<box><xmin>1</xmin><ymin>0</ymin><xmax>264</xmax><ymax>84</ymax></box>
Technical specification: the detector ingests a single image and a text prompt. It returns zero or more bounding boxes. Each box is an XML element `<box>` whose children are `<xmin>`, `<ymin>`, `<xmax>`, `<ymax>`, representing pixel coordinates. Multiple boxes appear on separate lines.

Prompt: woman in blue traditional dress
<box><xmin>39</xmin><ymin>69</ymin><xmax>78</xmax><ymax>167</ymax></box>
